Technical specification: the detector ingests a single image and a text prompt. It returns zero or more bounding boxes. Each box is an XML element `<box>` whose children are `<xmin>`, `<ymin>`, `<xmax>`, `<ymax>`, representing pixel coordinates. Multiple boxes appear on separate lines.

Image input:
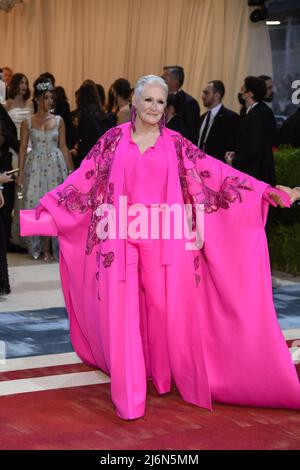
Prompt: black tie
<box><xmin>199</xmin><ymin>110</ymin><xmax>211</xmax><ymax>150</ymax></box>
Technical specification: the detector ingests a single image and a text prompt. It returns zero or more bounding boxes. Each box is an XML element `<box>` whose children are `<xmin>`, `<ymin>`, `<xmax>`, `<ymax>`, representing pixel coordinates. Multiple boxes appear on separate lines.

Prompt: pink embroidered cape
<box><xmin>20</xmin><ymin>122</ymin><xmax>300</xmax><ymax>419</ymax></box>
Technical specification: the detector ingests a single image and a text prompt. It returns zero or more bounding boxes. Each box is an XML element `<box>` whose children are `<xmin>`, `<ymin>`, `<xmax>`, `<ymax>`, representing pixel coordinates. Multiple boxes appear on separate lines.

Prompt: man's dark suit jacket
<box><xmin>233</xmin><ymin>101</ymin><xmax>277</xmax><ymax>186</ymax></box>
<box><xmin>198</xmin><ymin>105</ymin><xmax>241</xmax><ymax>162</ymax></box>
<box><xmin>280</xmin><ymin>107</ymin><xmax>300</xmax><ymax>148</ymax></box>
<box><xmin>0</xmin><ymin>103</ymin><xmax>19</xmax><ymax>171</ymax></box>
<box><xmin>54</xmin><ymin>100</ymin><xmax>73</xmax><ymax>149</ymax></box>
<box><xmin>76</xmin><ymin>111</ymin><xmax>116</xmax><ymax>168</ymax></box>
<box><xmin>0</xmin><ymin>103</ymin><xmax>19</xmax><ymax>245</ymax></box>
<box><xmin>177</xmin><ymin>90</ymin><xmax>200</xmax><ymax>145</ymax></box>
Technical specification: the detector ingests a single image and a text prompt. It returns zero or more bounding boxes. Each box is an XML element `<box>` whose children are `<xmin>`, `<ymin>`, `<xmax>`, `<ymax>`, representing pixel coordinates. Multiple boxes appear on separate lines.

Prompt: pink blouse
<box><xmin>124</xmin><ymin>129</ymin><xmax>168</xmax><ymax>206</ymax></box>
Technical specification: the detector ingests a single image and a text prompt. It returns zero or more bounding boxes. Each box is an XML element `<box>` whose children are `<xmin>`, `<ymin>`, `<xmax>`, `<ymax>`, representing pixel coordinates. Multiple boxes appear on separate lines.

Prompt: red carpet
<box><xmin>0</xmin><ymin>363</ymin><xmax>97</xmax><ymax>382</ymax></box>
<box><xmin>0</xmin><ymin>371</ymin><xmax>299</xmax><ymax>450</ymax></box>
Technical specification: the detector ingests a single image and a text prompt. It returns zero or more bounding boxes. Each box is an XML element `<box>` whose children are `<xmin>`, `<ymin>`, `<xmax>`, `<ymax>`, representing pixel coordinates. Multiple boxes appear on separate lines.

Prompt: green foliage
<box><xmin>268</xmin><ymin>146</ymin><xmax>300</xmax><ymax>275</ymax></box>
<box><xmin>268</xmin><ymin>223</ymin><xmax>300</xmax><ymax>275</ymax></box>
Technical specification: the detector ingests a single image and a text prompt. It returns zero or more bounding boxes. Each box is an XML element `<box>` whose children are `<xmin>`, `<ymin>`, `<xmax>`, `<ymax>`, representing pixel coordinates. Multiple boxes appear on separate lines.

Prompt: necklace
<box><xmin>35</xmin><ymin>114</ymin><xmax>55</xmax><ymax>130</ymax></box>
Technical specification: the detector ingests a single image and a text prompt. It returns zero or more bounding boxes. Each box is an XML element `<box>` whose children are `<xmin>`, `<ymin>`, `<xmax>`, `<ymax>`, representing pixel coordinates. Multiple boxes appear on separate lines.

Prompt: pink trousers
<box><xmin>123</xmin><ymin>236</ymin><xmax>172</xmax><ymax>417</ymax></box>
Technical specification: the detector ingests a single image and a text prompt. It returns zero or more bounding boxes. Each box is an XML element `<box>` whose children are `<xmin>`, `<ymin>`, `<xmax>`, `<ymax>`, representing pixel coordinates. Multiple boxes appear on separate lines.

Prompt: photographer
<box><xmin>0</xmin><ymin>170</ymin><xmax>13</xmax><ymax>295</ymax></box>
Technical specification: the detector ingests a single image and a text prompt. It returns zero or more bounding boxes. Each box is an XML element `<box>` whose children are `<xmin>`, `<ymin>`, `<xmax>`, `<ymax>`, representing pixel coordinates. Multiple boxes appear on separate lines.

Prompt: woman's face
<box><xmin>38</xmin><ymin>91</ymin><xmax>53</xmax><ymax>111</ymax></box>
<box><xmin>241</xmin><ymin>84</ymin><xmax>252</xmax><ymax>101</ymax></box>
<box><xmin>133</xmin><ymin>83</ymin><xmax>167</xmax><ymax>126</ymax></box>
<box><xmin>18</xmin><ymin>77</ymin><xmax>28</xmax><ymax>96</ymax></box>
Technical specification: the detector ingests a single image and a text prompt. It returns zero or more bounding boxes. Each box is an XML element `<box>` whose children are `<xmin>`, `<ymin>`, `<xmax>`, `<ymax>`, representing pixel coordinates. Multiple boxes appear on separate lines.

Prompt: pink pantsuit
<box><xmin>20</xmin><ymin>122</ymin><xmax>300</xmax><ymax>419</ymax></box>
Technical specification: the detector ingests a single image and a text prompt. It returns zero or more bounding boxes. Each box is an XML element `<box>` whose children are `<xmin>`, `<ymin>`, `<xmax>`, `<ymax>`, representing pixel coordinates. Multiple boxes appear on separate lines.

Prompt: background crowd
<box><xmin>0</xmin><ymin>64</ymin><xmax>300</xmax><ymax>295</ymax></box>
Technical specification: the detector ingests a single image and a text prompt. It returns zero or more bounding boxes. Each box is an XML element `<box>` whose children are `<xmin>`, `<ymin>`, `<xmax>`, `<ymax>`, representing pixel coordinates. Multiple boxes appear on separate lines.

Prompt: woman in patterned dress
<box><xmin>17</xmin><ymin>77</ymin><xmax>73</xmax><ymax>260</ymax></box>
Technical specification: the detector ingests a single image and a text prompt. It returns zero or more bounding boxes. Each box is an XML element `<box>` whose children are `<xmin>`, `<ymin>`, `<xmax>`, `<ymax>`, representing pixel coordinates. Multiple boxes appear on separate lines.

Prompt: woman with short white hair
<box><xmin>21</xmin><ymin>75</ymin><xmax>300</xmax><ymax>420</ymax></box>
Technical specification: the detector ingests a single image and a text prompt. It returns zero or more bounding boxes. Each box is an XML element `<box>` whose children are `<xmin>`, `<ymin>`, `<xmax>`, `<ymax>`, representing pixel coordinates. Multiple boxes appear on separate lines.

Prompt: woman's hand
<box><xmin>0</xmin><ymin>191</ymin><xmax>4</xmax><ymax>208</ymax></box>
<box><xmin>263</xmin><ymin>187</ymin><xmax>291</xmax><ymax>208</ymax></box>
<box><xmin>276</xmin><ymin>185</ymin><xmax>300</xmax><ymax>204</ymax></box>
<box><xmin>69</xmin><ymin>148</ymin><xmax>78</xmax><ymax>159</ymax></box>
<box><xmin>0</xmin><ymin>172</ymin><xmax>13</xmax><ymax>184</ymax></box>
<box><xmin>16</xmin><ymin>171</ymin><xmax>23</xmax><ymax>187</ymax></box>
<box><xmin>224</xmin><ymin>151</ymin><xmax>235</xmax><ymax>165</ymax></box>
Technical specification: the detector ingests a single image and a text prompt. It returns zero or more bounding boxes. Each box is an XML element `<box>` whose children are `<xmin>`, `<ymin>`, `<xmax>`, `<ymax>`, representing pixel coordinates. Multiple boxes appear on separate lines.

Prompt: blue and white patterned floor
<box><xmin>0</xmin><ymin>253</ymin><xmax>298</xmax><ymax>409</ymax></box>
<box><xmin>0</xmin><ymin>253</ymin><xmax>299</xmax><ymax>359</ymax></box>
<box><xmin>274</xmin><ymin>284</ymin><xmax>300</xmax><ymax>329</ymax></box>
<box><xmin>0</xmin><ymin>307</ymin><xmax>73</xmax><ymax>358</ymax></box>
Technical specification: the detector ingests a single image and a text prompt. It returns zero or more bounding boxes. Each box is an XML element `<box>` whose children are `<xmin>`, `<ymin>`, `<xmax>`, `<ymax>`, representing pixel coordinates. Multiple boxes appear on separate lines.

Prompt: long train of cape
<box><xmin>20</xmin><ymin>123</ymin><xmax>300</xmax><ymax>418</ymax></box>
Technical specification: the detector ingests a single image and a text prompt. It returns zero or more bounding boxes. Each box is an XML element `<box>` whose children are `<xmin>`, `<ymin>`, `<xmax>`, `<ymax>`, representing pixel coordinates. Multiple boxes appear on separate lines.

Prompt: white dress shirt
<box><xmin>246</xmin><ymin>101</ymin><xmax>258</xmax><ymax>114</ymax></box>
<box><xmin>197</xmin><ymin>103</ymin><xmax>223</xmax><ymax>148</ymax></box>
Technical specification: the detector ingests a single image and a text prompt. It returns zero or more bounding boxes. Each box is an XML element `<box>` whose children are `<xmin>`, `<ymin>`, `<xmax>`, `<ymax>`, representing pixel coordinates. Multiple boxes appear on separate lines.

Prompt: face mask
<box><xmin>264</xmin><ymin>94</ymin><xmax>274</xmax><ymax>103</ymax></box>
<box><xmin>237</xmin><ymin>92</ymin><xmax>246</xmax><ymax>106</ymax></box>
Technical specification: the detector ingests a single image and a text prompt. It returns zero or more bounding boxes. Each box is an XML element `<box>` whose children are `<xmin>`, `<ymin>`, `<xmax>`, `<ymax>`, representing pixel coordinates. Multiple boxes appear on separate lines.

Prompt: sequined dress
<box><xmin>23</xmin><ymin>115</ymin><xmax>68</xmax><ymax>258</ymax></box>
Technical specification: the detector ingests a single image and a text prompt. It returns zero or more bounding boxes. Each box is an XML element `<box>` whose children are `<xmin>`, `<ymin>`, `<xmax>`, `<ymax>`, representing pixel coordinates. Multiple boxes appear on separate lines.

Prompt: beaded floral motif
<box><xmin>85</xmin><ymin>170</ymin><xmax>94</xmax><ymax>180</ymax></box>
<box><xmin>171</xmin><ymin>134</ymin><xmax>252</xmax><ymax>213</ymax></box>
<box><xmin>185</xmin><ymin>141</ymin><xmax>206</xmax><ymax>163</ymax></box>
<box><xmin>85</xmin><ymin>138</ymin><xmax>102</xmax><ymax>162</ymax></box>
<box><xmin>57</xmin><ymin>127</ymin><xmax>123</xmax><ymax>257</ymax></box>
<box><xmin>95</xmin><ymin>251</ymin><xmax>114</xmax><ymax>299</ymax></box>
<box><xmin>194</xmin><ymin>255</ymin><xmax>200</xmax><ymax>271</ymax></box>
<box><xmin>102</xmin><ymin>251</ymin><xmax>114</xmax><ymax>267</ymax></box>
<box><xmin>172</xmin><ymin>135</ymin><xmax>191</xmax><ymax>206</ymax></box>
<box><xmin>84</xmin><ymin>129</ymin><xmax>123</xmax><ymax>254</ymax></box>
<box><xmin>172</xmin><ymin>134</ymin><xmax>252</xmax><ymax>287</ymax></box>
<box><xmin>57</xmin><ymin>186</ymin><xmax>91</xmax><ymax>213</ymax></box>
<box><xmin>105</xmin><ymin>182</ymin><xmax>114</xmax><ymax>205</ymax></box>
<box><xmin>187</xmin><ymin>171</ymin><xmax>253</xmax><ymax>213</ymax></box>
<box><xmin>96</xmin><ymin>251</ymin><xmax>115</xmax><ymax>281</ymax></box>
<box><xmin>193</xmin><ymin>254</ymin><xmax>201</xmax><ymax>288</ymax></box>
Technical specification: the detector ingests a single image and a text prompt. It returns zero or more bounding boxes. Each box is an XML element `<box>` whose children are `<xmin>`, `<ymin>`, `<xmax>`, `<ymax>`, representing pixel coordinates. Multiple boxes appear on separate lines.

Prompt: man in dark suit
<box><xmin>259</xmin><ymin>75</ymin><xmax>274</xmax><ymax>106</ymax></box>
<box><xmin>233</xmin><ymin>76</ymin><xmax>277</xmax><ymax>186</ymax></box>
<box><xmin>280</xmin><ymin>106</ymin><xmax>300</xmax><ymax>148</ymax></box>
<box><xmin>162</xmin><ymin>66</ymin><xmax>200</xmax><ymax>145</ymax></box>
<box><xmin>2</xmin><ymin>67</ymin><xmax>13</xmax><ymax>100</ymax></box>
<box><xmin>197</xmin><ymin>80</ymin><xmax>240</xmax><ymax>162</ymax></box>
<box><xmin>0</xmin><ymin>103</ymin><xmax>19</xmax><ymax>245</ymax></box>
<box><xmin>259</xmin><ymin>74</ymin><xmax>279</xmax><ymax>147</ymax></box>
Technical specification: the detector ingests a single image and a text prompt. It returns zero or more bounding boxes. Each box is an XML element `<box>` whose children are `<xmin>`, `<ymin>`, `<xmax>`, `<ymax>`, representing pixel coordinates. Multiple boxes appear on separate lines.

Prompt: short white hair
<box><xmin>134</xmin><ymin>75</ymin><xmax>168</xmax><ymax>99</ymax></box>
